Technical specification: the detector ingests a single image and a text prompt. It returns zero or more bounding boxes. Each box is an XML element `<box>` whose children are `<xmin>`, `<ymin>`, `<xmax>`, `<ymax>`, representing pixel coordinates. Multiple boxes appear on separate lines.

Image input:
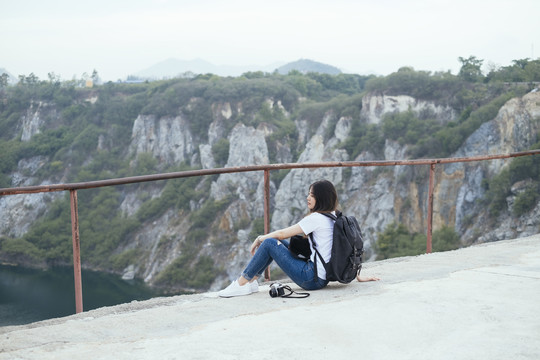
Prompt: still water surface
<box><xmin>0</xmin><ymin>264</ymin><xmax>164</xmax><ymax>327</ymax></box>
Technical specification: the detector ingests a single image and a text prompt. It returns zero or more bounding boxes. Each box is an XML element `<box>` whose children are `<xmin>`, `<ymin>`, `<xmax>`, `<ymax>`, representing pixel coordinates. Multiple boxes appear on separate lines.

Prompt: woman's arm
<box><xmin>250</xmin><ymin>224</ymin><xmax>304</xmax><ymax>255</ymax></box>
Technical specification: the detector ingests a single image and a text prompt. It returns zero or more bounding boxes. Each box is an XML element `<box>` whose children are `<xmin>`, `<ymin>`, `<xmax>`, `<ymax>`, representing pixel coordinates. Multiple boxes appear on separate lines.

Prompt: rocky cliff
<box><xmin>1</xmin><ymin>86</ymin><xmax>539</xmax><ymax>292</ymax></box>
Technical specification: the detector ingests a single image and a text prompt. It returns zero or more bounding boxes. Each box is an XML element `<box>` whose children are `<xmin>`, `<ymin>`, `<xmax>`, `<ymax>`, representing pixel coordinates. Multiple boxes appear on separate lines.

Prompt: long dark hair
<box><xmin>309</xmin><ymin>180</ymin><xmax>338</xmax><ymax>213</ymax></box>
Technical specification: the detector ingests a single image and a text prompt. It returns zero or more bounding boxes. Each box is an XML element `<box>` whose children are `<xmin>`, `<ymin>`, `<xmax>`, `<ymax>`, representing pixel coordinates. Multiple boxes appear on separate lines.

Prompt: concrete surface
<box><xmin>0</xmin><ymin>234</ymin><xmax>539</xmax><ymax>360</ymax></box>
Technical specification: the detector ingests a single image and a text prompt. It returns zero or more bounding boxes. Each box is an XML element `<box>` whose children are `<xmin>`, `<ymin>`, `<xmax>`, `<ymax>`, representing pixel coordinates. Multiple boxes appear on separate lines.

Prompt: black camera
<box><xmin>269</xmin><ymin>282</ymin><xmax>286</xmax><ymax>297</ymax></box>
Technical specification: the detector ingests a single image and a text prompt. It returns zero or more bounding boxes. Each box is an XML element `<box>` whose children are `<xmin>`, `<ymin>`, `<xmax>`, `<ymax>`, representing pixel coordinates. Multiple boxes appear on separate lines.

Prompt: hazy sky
<box><xmin>1</xmin><ymin>0</ymin><xmax>539</xmax><ymax>81</ymax></box>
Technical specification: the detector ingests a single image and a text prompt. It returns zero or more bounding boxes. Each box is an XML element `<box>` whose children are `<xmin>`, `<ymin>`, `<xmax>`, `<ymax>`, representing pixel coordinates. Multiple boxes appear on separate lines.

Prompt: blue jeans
<box><xmin>241</xmin><ymin>238</ymin><xmax>329</xmax><ymax>291</ymax></box>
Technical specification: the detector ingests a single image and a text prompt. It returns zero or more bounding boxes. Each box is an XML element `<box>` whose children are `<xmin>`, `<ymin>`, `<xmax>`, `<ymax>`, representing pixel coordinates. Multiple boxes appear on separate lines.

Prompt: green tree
<box><xmin>432</xmin><ymin>226</ymin><xmax>461</xmax><ymax>252</ymax></box>
<box><xmin>513</xmin><ymin>186</ymin><xmax>539</xmax><ymax>216</ymax></box>
<box><xmin>375</xmin><ymin>223</ymin><xmax>426</xmax><ymax>260</ymax></box>
<box><xmin>212</xmin><ymin>138</ymin><xmax>230</xmax><ymax>167</ymax></box>
<box><xmin>47</xmin><ymin>72</ymin><xmax>61</xmax><ymax>84</ymax></box>
<box><xmin>91</xmin><ymin>69</ymin><xmax>100</xmax><ymax>84</ymax></box>
<box><xmin>483</xmin><ymin>139</ymin><xmax>540</xmax><ymax>217</ymax></box>
<box><xmin>133</xmin><ymin>153</ymin><xmax>159</xmax><ymax>175</ymax></box>
<box><xmin>0</xmin><ymin>73</ymin><xmax>8</xmax><ymax>88</ymax></box>
<box><xmin>25</xmin><ymin>72</ymin><xmax>40</xmax><ymax>85</ymax></box>
<box><xmin>485</xmin><ymin>58</ymin><xmax>540</xmax><ymax>83</ymax></box>
<box><xmin>458</xmin><ymin>56</ymin><xmax>484</xmax><ymax>82</ymax></box>
<box><xmin>376</xmin><ymin>223</ymin><xmax>461</xmax><ymax>260</ymax></box>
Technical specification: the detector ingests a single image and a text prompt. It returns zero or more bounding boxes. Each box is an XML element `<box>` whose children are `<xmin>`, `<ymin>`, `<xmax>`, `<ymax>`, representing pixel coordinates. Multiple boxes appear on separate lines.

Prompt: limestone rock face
<box><xmin>20</xmin><ymin>102</ymin><xmax>58</xmax><ymax>141</ymax></box>
<box><xmin>361</xmin><ymin>93</ymin><xmax>456</xmax><ymax>125</ymax></box>
<box><xmin>208</xmin><ymin>102</ymin><xmax>233</xmax><ymax>146</ymax></box>
<box><xmin>445</xmin><ymin>91</ymin><xmax>540</xmax><ymax>243</ymax></box>
<box><xmin>129</xmin><ymin>114</ymin><xmax>195</xmax><ymax>166</ymax></box>
<box><xmin>210</xmin><ymin>123</ymin><xmax>269</xmax><ymax>203</ymax></box>
<box><xmin>0</xmin><ymin>156</ymin><xmax>60</xmax><ymax>238</ymax></box>
<box><xmin>334</xmin><ymin>116</ymin><xmax>352</xmax><ymax>143</ymax></box>
<box><xmin>199</xmin><ymin>144</ymin><xmax>215</xmax><ymax>170</ymax></box>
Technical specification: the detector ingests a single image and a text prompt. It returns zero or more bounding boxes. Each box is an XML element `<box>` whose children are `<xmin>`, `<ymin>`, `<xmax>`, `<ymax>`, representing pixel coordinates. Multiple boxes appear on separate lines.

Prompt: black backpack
<box><xmin>312</xmin><ymin>211</ymin><xmax>364</xmax><ymax>284</ymax></box>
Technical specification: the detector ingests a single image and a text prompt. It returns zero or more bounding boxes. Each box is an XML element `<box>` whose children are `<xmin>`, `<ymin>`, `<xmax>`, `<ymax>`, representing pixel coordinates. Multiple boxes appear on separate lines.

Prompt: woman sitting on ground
<box><xmin>218</xmin><ymin>179</ymin><xmax>379</xmax><ymax>298</ymax></box>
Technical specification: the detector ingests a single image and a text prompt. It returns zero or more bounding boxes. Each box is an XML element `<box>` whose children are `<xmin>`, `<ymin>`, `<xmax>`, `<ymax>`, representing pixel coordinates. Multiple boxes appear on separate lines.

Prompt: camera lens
<box><xmin>269</xmin><ymin>283</ymin><xmax>284</xmax><ymax>297</ymax></box>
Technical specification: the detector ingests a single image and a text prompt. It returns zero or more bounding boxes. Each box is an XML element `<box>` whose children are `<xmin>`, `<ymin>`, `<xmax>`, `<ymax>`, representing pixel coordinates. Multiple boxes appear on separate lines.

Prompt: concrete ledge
<box><xmin>1</xmin><ymin>235</ymin><xmax>539</xmax><ymax>360</ymax></box>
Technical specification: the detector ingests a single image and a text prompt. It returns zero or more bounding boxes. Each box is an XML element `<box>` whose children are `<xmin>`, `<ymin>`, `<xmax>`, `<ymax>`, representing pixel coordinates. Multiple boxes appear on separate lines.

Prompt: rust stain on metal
<box><xmin>70</xmin><ymin>190</ymin><xmax>83</xmax><ymax>314</ymax></box>
<box><xmin>426</xmin><ymin>164</ymin><xmax>436</xmax><ymax>254</ymax></box>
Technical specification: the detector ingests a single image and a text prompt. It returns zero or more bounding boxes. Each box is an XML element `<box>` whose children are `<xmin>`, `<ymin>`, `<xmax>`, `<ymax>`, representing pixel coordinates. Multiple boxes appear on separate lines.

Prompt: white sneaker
<box><xmin>218</xmin><ymin>280</ymin><xmax>252</xmax><ymax>298</ymax></box>
<box><xmin>250</xmin><ymin>281</ymin><xmax>259</xmax><ymax>293</ymax></box>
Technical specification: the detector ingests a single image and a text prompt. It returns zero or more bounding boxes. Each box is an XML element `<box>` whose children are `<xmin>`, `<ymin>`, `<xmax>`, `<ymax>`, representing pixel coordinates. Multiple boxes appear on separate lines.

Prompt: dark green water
<box><xmin>0</xmin><ymin>264</ymin><xmax>162</xmax><ymax>327</ymax></box>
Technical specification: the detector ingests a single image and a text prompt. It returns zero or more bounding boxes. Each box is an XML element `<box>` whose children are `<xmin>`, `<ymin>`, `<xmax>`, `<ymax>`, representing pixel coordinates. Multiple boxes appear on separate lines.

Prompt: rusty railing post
<box><xmin>263</xmin><ymin>170</ymin><xmax>271</xmax><ymax>280</ymax></box>
<box><xmin>426</xmin><ymin>163</ymin><xmax>435</xmax><ymax>254</ymax></box>
<box><xmin>70</xmin><ymin>190</ymin><xmax>83</xmax><ymax>313</ymax></box>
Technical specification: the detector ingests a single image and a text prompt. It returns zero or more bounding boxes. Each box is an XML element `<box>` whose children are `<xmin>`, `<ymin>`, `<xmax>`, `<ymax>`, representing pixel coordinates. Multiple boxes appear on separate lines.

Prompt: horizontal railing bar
<box><xmin>1</xmin><ymin>149</ymin><xmax>539</xmax><ymax>196</ymax></box>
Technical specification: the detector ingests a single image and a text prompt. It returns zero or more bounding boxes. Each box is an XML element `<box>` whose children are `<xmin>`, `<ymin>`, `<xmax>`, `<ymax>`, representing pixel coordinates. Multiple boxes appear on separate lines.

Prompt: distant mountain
<box><xmin>132</xmin><ymin>58</ymin><xmax>285</xmax><ymax>79</ymax></box>
<box><xmin>131</xmin><ymin>58</ymin><xmax>343</xmax><ymax>79</ymax></box>
<box><xmin>276</xmin><ymin>59</ymin><xmax>342</xmax><ymax>75</ymax></box>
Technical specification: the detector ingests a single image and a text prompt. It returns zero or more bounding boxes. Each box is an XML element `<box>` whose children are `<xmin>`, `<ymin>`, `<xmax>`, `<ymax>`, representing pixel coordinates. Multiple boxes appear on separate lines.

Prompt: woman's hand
<box><xmin>357</xmin><ymin>275</ymin><xmax>380</xmax><ymax>282</ymax></box>
<box><xmin>250</xmin><ymin>224</ymin><xmax>303</xmax><ymax>255</ymax></box>
<box><xmin>250</xmin><ymin>235</ymin><xmax>264</xmax><ymax>255</ymax></box>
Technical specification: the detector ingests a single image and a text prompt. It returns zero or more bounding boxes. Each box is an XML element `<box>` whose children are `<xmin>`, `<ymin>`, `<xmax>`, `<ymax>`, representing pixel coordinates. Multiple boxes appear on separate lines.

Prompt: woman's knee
<box><xmin>261</xmin><ymin>238</ymin><xmax>280</xmax><ymax>247</ymax></box>
<box><xmin>254</xmin><ymin>238</ymin><xmax>280</xmax><ymax>256</ymax></box>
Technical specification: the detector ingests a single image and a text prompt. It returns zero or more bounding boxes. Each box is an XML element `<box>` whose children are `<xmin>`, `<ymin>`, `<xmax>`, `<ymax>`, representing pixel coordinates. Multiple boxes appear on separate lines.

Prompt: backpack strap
<box><xmin>313</xmin><ymin>211</ymin><xmax>338</xmax><ymax>258</ymax></box>
<box><xmin>309</xmin><ymin>232</ymin><xmax>331</xmax><ymax>282</ymax></box>
<box><xmin>309</xmin><ymin>233</ymin><xmax>321</xmax><ymax>281</ymax></box>
<box><xmin>320</xmin><ymin>211</ymin><xmax>340</xmax><ymax>221</ymax></box>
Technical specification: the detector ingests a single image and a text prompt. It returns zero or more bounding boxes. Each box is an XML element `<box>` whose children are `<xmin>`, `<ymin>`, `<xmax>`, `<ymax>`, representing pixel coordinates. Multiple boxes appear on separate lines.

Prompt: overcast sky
<box><xmin>1</xmin><ymin>0</ymin><xmax>539</xmax><ymax>81</ymax></box>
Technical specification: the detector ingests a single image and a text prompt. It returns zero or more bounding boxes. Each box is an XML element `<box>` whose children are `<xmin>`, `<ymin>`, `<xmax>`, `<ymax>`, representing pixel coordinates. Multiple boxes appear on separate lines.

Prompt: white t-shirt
<box><xmin>297</xmin><ymin>211</ymin><xmax>335</xmax><ymax>280</ymax></box>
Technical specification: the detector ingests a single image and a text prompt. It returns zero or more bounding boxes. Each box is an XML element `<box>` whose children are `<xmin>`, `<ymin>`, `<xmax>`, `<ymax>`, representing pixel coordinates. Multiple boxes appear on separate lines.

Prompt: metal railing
<box><xmin>1</xmin><ymin>149</ymin><xmax>540</xmax><ymax>313</ymax></box>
